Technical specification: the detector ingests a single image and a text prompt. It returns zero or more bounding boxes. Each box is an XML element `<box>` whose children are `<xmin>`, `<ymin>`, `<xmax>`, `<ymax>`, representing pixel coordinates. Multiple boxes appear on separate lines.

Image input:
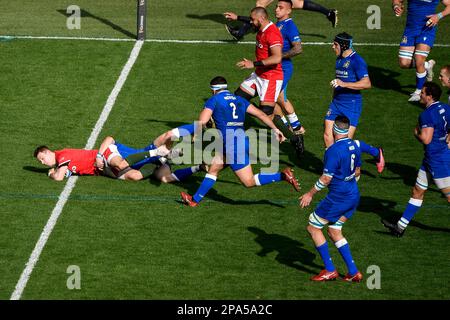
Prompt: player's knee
<box><xmin>327</xmin><ymin>227</ymin><xmax>342</xmax><ymax>240</ymax></box>
<box><xmin>126</xmin><ymin>171</ymin><xmax>143</xmax><ymax>181</ymax></box>
<box><xmin>412</xmin><ymin>185</ymin><xmax>426</xmax><ymax>199</ymax></box>
<box><xmin>398</xmin><ymin>58</ymin><xmax>412</xmax><ymax>69</ymax></box>
<box><xmin>234</xmin><ymin>88</ymin><xmax>254</xmax><ymax>101</ymax></box>
<box><xmin>242</xmin><ymin>178</ymin><xmax>256</xmax><ymax>188</ymax></box>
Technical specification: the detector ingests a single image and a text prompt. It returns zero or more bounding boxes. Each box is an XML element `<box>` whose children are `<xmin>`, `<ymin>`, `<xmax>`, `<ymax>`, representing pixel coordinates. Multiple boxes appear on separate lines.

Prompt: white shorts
<box><xmin>103</xmin><ymin>144</ymin><xmax>123</xmax><ymax>165</ymax></box>
<box><xmin>416</xmin><ymin>169</ymin><xmax>450</xmax><ymax>190</ymax></box>
<box><xmin>240</xmin><ymin>72</ymin><xmax>283</xmax><ymax>103</ymax></box>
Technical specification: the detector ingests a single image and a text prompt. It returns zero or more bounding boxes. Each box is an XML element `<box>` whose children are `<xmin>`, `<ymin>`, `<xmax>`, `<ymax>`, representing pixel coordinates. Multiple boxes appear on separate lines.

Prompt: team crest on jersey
<box><xmin>343</xmin><ymin>61</ymin><xmax>350</xmax><ymax>69</ymax></box>
<box><xmin>401</xmin><ymin>36</ymin><xmax>407</xmax><ymax>44</ymax></box>
<box><xmin>326</xmin><ymin>109</ymin><xmax>332</xmax><ymax>116</ymax></box>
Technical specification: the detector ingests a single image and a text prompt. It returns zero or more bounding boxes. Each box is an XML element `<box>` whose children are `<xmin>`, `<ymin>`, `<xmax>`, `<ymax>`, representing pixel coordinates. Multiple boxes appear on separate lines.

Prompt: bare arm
<box><xmin>246</xmin><ymin>104</ymin><xmax>285</xmax><ymax>142</ymax></box>
<box><xmin>237</xmin><ymin>45</ymin><xmax>283</xmax><ymax>69</ymax></box>
<box><xmin>98</xmin><ymin>136</ymin><xmax>115</xmax><ymax>155</ymax></box>
<box><xmin>414</xmin><ymin>126</ymin><xmax>434</xmax><ymax>145</ymax></box>
<box><xmin>334</xmin><ymin>76</ymin><xmax>372</xmax><ymax>91</ymax></box>
<box><xmin>198</xmin><ymin>108</ymin><xmax>213</xmax><ymax>127</ymax></box>
<box><xmin>282</xmin><ymin>41</ymin><xmax>302</xmax><ymax>60</ymax></box>
<box><xmin>299</xmin><ymin>174</ymin><xmax>333</xmax><ymax>208</ymax></box>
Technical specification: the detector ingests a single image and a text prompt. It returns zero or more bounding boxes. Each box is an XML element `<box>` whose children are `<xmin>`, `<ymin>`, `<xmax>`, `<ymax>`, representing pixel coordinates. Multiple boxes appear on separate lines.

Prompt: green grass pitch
<box><xmin>0</xmin><ymin>0</ymin><xmax>449</xmax><ymax>299</ymax></box>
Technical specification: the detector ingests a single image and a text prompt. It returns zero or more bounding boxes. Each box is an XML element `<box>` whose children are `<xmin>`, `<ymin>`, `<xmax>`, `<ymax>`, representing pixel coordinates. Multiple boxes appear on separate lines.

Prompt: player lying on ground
<box><xmin>382</xmin><ymin>82</ymin><xmax>450</xmax><ymax>237</ymax></box>
<box><xmin>180</xmin><ymin>76</ymin><xmax>300</xmax><ymax>207</ymax></box>
<box><xmin>224</xmin><ymin>0</ymin><xmax>337</xmax><ymax>41</ymax></box>
<box><xmin>226</xmin><ymin>1</ymin><xmax>306</xmax><ymax>159</ymax></box>
<box><xmin>34</xmin><ymin>126</ymin><xmax>207</xmax><ymax>182</ymax></box>
<box><xmin>393</xmin><ymin>0</ymin><xmax>450</xmax><ymax>102</ymax></box>
<box><xmin>327</xmin><ymin>32</ymin><xmax>385</xmax><ymax>173</ymax></box>
<box><xmin>300</xmin><ymin>115</ymin><xmax>363</xmax><ymax>282</ymax></box>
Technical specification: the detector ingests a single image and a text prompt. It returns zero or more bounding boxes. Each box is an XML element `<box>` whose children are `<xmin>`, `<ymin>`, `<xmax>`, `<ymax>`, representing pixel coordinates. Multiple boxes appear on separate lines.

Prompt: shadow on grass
<box><xmin>248</xmin><ymin>226</ymin><xmax>322</xmax><ymax>274</ymax></box>
<box><xmin>358</xmin><ymin>196</ymin><xmax>450</xmax><ymax>234</ymax></box>
<box><xmin>23</xmin><ymin>166</ymin><xmax>49</xmax><ymax>174</ymax></box>
<box><xmin>57</xmin><ymin>9</ymin><xmax>135</xmax><ymax>39</ymax></box>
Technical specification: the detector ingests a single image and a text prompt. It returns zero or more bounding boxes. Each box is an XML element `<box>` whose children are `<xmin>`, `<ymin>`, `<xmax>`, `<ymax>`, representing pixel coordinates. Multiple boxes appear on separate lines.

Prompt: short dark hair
<box><xmin>334</xmin><ymin>115</ymin><xmax>350</xmax><ymax>130</ymax></box>
<box><xmin>210</xmin><ymin>76</ymin><xmax>227</xmax><ymax>86</ymax></box>
<box><xmin>442</xmin><ymin>65</ymin><xmax>450</xmax><ymax>76</ymax></box>
<box><xmin>278</xmin><ymin>0</ymin><xmax>293</xmax><ymax>6</ymax></box>
<box><xmin>251</xmin><ymin>6</ymin><xmax>268</xmax><ymax>18</ymax></box>
<box><xmin>34</xmin><ymin>145</ymin><xmax>49</xmax><ymax>158</ymax></box>
<box><xmin>423</xmin><ymin>81</ymin><xmax>442</xmax><ymax>101</ymax></box>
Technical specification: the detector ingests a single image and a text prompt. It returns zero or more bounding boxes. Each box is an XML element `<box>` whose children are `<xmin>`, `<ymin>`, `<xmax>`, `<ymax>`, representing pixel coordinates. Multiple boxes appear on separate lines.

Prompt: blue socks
<box><xmin>358</xmin><ymin>140</ymin><xmax>379</xmax><ymax>158</ymax></box>
<box><xmin>416</xmin><ymin>71</ymin><xmax>427</xmax><ymax>91</ymax></box>
<box><xmin>316</xmin><ymin>242</ymin><xmax>336</xmax><ymax>272</ymax></box>
<box><xmin>398</xmin><ymin>198</ymin><xmax>423</xmax><ymax>230</ymax></box>
<box><xmin>172</xmin><ymin>166</ymin><xmax>199</xmax><ymax>182</ymax></box>
<box><xmin>335</xmin><ymin>238</ymin><xmax>358</xmax><ymax>276</ymax></box>
<box><xmin>193</xmin><ymin>174</ymin><xmax>217</xmax><ymax>203</ymax></box>
<box><xmin>254</xmin><ymin>173</ymin><xmax>282</xmax><ymax>186</ymax></box>
<box><xmin>287</xmin><ymin>113</ymin><xmax>301</xmax><ymax>131</ymax></box>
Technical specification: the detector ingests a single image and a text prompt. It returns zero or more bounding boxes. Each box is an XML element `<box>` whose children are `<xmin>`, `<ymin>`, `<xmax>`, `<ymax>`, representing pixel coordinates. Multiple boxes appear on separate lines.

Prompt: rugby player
<box><xmin>393</xmin><ymin>0</ymin><xmax>450</xmax><ymax>102</ymax></box>
<box><xmin>300</xmin><ymin>115</ymin><xmax>363</xmax><ymax>282</ymax></box>
<box><xmin>180</xmin><ymin>76</ymin><xmax>300</xmax><ymax>207</ymax></box>
<box><xmin>439</xmin><ymin>64</ymin><xmax>450</xmax><ymax>104</ymax></box>
<box><xmin>382</xmin><ymin>82</ymin><xmax>450</xmax><ymax>237</ymax></box>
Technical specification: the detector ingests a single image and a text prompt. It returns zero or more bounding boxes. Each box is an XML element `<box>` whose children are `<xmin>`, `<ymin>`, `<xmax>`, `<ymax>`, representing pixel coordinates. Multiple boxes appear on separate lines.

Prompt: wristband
<box><xmin>437</xmin><ymin>12</ymin><xmax>443</xmax><ymax>20</ymax></box>
<box><xmin>253</xmin><ymin>60</ymin><xmax>264</xmax><ymax>67</ymax></box>
<box><xmin>314</xmin><ymin>179</ymin><xmax>326</xmax><ymax>192</ymax></box>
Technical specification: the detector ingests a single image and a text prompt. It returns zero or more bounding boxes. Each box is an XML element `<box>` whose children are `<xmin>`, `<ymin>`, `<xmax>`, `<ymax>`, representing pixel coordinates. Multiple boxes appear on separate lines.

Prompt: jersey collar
<box><xmin>335</xmin><ymin>137</ymin><xmax>350</xmax><ymax>143</ymax></box>
<box><xmin>262</xmin><ymin>21</ymin><xmax>273</xmax><ymax>33</ymax></box>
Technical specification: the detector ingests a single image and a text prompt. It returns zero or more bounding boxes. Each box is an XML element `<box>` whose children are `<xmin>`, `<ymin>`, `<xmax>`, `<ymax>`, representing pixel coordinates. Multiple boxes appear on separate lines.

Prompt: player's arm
<box><xmin>414</xmin><ymin>126</ymin><xmax>434</xmax><ymax>145</ymax></box>
<box><xmin>299</xmin><ymin>174</ymin><xmax>333</xmax><ymax>208</ymax></box>
<box><xmin>392</xmin><ymin>0</ymin><xmax>404</xmax><ymax>16</ymax></box>
<box><xmin>48</xmin><ymin>165</ymin><xmax>69</xmax><ymax>181</ymax></box>
<box><xmin>246</xmin><ymin>104</ymin><xmax>285</xmax><ymax>142</ymax></box>
<box><xmin>282</xmin><ymin>41</ymin><xmax>302</xmax><ymax>59</ymax></box>
<box><xmin>198</xmin><ymin>108</ymin><xmax>213</xmax><ymax>128</ymax></box>
<box><xmin>427</xmin><ymin>0</ymin><xmax>450</xmax><ymax>26</ymax></box>
<box><xmin>333</xmin><ymin>76</ymin><xmax>372</xmax><ymax>91</ymax></box>
<box><xmin>96</xmin><ymin>136</ymin><xmax>115</xmax><ymax>170</ymax></box>
<box><xmin>237</xmin><ymin>45</ymin><xmax>282</xmax><ymax>69</ymax></box>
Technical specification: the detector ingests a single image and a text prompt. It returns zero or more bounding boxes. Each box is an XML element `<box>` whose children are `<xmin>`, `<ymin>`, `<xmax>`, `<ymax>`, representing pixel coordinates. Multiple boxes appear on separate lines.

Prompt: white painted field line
<box><xmin>10</xmin><ymin>40</ymin><xmax>144</xmax><ymax>301</ymax></box>
<box><xmin>1</xmin><ymin>35</ymin><xmax>450</xmax><ymax>47</ymax></box>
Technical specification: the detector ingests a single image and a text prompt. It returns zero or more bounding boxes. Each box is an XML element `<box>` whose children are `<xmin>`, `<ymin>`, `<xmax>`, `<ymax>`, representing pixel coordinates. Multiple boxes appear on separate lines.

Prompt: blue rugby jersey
<box><xmin>334</xmin><ymin>51</ymin><xmax>369</xmax><ymax>100</ymax></box>
<box><xmin>276</xmin><ymin>18</ymin><xmax>301</xmax><ymax>70</ymax></box>
<box><xmin>419</xmin><ymin>101</ymin><xmax>450</xmax><ymax>160</ymax></box>
<box><xmin>406</xmin><ymin>0</ymin><xmax>440</xmax><ymax>27</ymax></box>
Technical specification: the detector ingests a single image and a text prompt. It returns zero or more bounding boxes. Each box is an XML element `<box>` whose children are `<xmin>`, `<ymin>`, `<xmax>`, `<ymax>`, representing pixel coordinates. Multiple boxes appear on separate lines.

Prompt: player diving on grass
<box><xmin>382</xmin><ymin>82</ymin><xmax>450</xmax><ymax>237</ymax></box>
<box><xmin>226</xmin><ymin>1</ymin><xmax>306</xmax><ymax>159</ymax></box>
<box><xmin>34</xmin><ymin>126</ymin><xmax>207</xmax><ymax>182</ymax></box>
<box><xmin>299</xmin><ymin>115</ymin><xmax>363</xmax><ymax>282</ymax></box>
<box><xmin>180</xmin><ymin>76</ymin><xmax>300</xmax><ymax>207</ymax></box>
<box><xmin>393</xmin><ymin>0</ymin><xmax>450</xmax><ymax>102</ymax></box>
<box><xmin>224</xmin><ymin>0</ymin><xmax>338</xmax><ymax>41</ymax></box>
<box><xmin>327</xmin><ymin>32</ymin><xmax>385</xmax><ymax>174</ymax></box>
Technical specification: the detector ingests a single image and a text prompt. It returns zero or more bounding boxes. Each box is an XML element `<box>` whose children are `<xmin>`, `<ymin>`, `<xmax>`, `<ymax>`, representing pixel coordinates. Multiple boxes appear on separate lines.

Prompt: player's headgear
<box><xmin>334</xmin><ymin>32</ymin><xmax>353</xmax><ymax>56</ymax></box>
<box><xmin>333</xmin><ymin>115</ymin><xmax>350</xmax><ymax>135</ymax></box>
<box><xmin>210</xmin><ymin>76</ymin><xmax>228</xmax><ymax>91</ymax></box>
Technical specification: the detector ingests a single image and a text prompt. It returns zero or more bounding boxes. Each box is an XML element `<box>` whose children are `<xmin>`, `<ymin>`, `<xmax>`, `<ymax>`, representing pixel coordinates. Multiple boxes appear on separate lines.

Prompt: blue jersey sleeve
<box><xmin>354</xmin><ymin>55</ymin><xmax>369</xmax><ymax>80</ymax></box>
<box><xmin>287</xmin><ymin>22</ymin><xmax>301</xmax><ymax>44</ymax></box>
<box><xmin>323</xmin><ymin>148</ymin><xmax>340</xmax><ymax>177</ymax></box>
<box><xmin>237</xmin><ymin>96</ymin><xmax>251</xmax><ymax>112</ymax></box>
<box><xmin>204</xmin><ymin>96</ymin><xmax>216</xmax><ymax>111</ymax></box>
<box><xmin>419</xmin><ymin>110</ymin><xmax>434</xmax><ymax>129</ymax></box>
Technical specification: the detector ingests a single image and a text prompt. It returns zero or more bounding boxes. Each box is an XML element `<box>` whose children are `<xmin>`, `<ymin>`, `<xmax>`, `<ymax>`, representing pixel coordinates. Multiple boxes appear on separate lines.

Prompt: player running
<box><xmin>382</xmin><ymin>82</ymin><xmax>450</xmax><ymax>237</ymax></box>
<box><xmin>224</xmin><ymin>0</ymin><xmax>338</xmax><ymax>41</ymax></box>
<box><xmin>226</xmin><ymin>1</ymin><xmax>306</xmax><ymax>159</ymax></box>
<box><xmin>300</xmin><ymin>115</ymin><xmax>363</xmax><ymax>282</ymax></box>
<box><xmin>180</xmin><ymin>76</ymin><xmax>300</xmax><ymax>207</ymax></box>
<box><xmin>327</xmin><ymin>32</ymin><xmax>385</xmax><ymax>173</ymax></box>
<box><xmin>393</xmin><ymin>0</ymin><xmax>450</xmax><ymax>102</ymax></box>
<box><xmin>34</xmin><ymin>126</ymin><xmax>206</xmax><ymax>182</ymax></box>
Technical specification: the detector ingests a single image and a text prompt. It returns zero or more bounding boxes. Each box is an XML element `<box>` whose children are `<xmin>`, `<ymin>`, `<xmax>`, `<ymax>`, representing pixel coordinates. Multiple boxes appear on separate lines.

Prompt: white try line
<box><xmin>1</xmin><ymin>35</ymin><xmax>450</xmax><ymax>47</ymax></box>
<box><xmin>10</xmin><ymin>40</ymin><xmax>145</xmax><ymax>301</ymax></box>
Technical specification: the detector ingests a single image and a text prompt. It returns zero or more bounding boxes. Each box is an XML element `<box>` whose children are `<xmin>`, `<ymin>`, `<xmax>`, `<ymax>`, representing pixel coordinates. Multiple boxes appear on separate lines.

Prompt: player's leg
<box><xmin>119</xmin><ymin>163</ymin><xmax>158</xmax><ymax>181</ymax></box>
<box><xmin>257</xmin><ymin>76</ymin><xmax>283</xmax><ymax>120</ymax></box>
<box><xmin>292</xmin><ymin>0</ymin><xmax>338</xmax><ymax>27</ymax></box>
<box><xmin>306</xmin><ymin>211</ymin><xmax>338</xmax><ymax>281</ymax></box>
<box><xmin>181</xmin><ymin>155</ymin><xmax>224</xmax><ymax>206</ymax></box>
<box><xmin>398</xmin><ymin>46</ymin><xmax>416</xmax><ymax>69</ymax></box>
<box><xmin>153</xmin><ymin>123</ymin><xmax>198</xmax><ymax>148</ymax></box>
<box><xmin>328</xmin><ymin>216</ymin><xmax>362</xmax><ymax>282</ymax></box>
<box><xmin>159</xmin><ymin>163</ymin><xmax>209</xmax><ymax>183</ymax></box>
<box><xmin>381</xmin><ymin>167</ymin><xmax>429</xmax><ymax>237</ymax></box>
<box><xmin>323</xmin><ymin>120</ymin><xmax>334</xmax><ymax>148</ymax></box>
<box><xmin>354</xmin><ymin>140</ymin><xmax>385</xmax><ymax>174</ymax></box>
<box><xmin>408</xmin><ymin>43</ymin><xmax>432</xmax><ymax>102</ymax></box>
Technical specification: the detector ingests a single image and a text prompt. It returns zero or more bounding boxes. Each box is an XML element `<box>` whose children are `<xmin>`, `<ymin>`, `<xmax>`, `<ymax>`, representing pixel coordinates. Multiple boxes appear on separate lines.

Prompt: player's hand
<box><xmin>392</xmin><ymin>3</ymin><xmax>404</xmax><ymax>17</ymax></box>
<box><xmin>237</xmin><ymin>58</ymin><xmax>254</xmax><ymax>69</ymax></box>
<box><xmin>95</xmin><ymin>157</ymin><xmax>104</xmax><ymax>171</ymax></box>
<box><xmin>425</xmin><ymin>14</ymin><xmax>439</xmax><ymax>27</ymax></box>
<box><xmin>156</xmin><ymin>145</ymin><xmax>170</xmax><ymax>157</ymax></box>
<box><xmin>446</xmin><ymin>134</ymin><xmax>450</xmax><ymax>148</ymax></box>
<box><xmin>224</xmin><ymin>12</ymin><xmax>238</xmax><ymax>21</ymax></box>
<box><xmin>48</xmin><ymin>168</ymin><xmax>55</xmax><ymax>177</ymax></box>
<box><xmin>299</xmin><ymin>192</ymin><xmax>313</xmax><ymax>208</ymax></box>
<box><xmin>274</xmin><ymin>129</ymin><xmax>286</xmax><ymax>143</ymax></box>
<box><xmin>330</xmin><ymin>79</ymin><xmax>344</xmax><ymax>88</ymax></box>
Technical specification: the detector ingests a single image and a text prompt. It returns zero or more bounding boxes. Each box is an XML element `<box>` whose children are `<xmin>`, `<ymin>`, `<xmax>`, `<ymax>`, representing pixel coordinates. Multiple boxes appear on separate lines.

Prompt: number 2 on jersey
<box><xmin>230</xmin><ymin>102</ymin><xmax>238</xmax><ymax>119</ymax></box>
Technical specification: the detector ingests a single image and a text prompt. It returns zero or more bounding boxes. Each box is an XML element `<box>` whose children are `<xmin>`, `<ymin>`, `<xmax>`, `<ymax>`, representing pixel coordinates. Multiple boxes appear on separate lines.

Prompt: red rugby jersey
<box><xmin>55</xmin><ymin>149</ymin><xmax>98</xmax><ymax>176</ymax></box>
<box><xmin>255</xmin><ymin>22</ymin><xmax>283</xmax><ymax>79</ymax></box>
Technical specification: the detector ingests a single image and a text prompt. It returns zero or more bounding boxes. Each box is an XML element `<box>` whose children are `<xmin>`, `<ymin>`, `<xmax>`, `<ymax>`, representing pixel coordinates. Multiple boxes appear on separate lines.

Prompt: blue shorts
<box><xmin>400</xmin><ymin>25</ymin><xmax>437</xmax><ymax>48</ymax></box>
<box><xmin>315</xmin><ymin>193</ymin><xmax>360</xmax><ymax>224</ymax></box>
<box><xmin>421</xmin><ymin>157</ymin><xmax>450</xmax><ymax>180</ymax></box>
<box><xmin>325</xmin><ymin>98</ymin><xmax>362</xmax><ymax>127</ymax></box>
<box><xmin>281</xmin><ymin>62</ymin><xmax>293</xmax><ymax>94</ymax></box>
<box><xmin>116</xmin><ymin>142</ymin><xmax>159</xmax><ymax>169</ymax></box>
<box><xmin>224</xmin><ymin>134</ymin><xmax>250</xmax><ymax>172</ymax></box>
